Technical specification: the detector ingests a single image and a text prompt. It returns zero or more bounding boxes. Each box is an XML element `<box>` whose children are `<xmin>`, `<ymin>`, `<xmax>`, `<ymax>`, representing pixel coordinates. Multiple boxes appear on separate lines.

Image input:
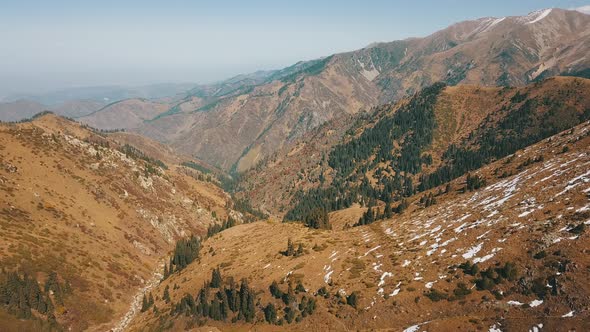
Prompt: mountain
<box><xmin>3</xmin><ymin>83</ymin><xmax>196</xmax><ymax>106</ymax></box>
<box><xmin>0</xmin><ymin>100</ymin><xmax>47</xmax><ymax>122</ymax></box>
<box><xmin>2</xmin><ymin>7</ymin><xmax>590</xmax><ymax>332</ymax></box>
<box><xmin>0</xmin><ymin>113</ymin><xmax>255</xmax><ymax>331</ymax></box>
<box><xmin>237</xmin><ymin>77</ymin><xmax>590</xmax><ymax>218</ymax></box>
<box><xmin>78</xmin><ymin>99</ymin><xmax>172</xmax><ymax>130</ymax></box>
<box><xmin>51</xmin><ymin>100</ymin><xmax>107</xmax><ymax>119</ymax></box>
<box><xmin>0</xmin><ymin>99</ymin><xmax>105</xmax><ymax>122</ymax></box>
<box><xmin>131</xmin><ymin>8</ymin><xmax>590</xmax><ymax>172</ymax></box>
<box><xmin>127</xmin><ymin>116</ymin><xmax>590</xmax><ymax>331</ymax></box>
<box><xmin>0</xmin><ymin>83</ymin><xmax>197</xmax><ymax>123</ymax></box>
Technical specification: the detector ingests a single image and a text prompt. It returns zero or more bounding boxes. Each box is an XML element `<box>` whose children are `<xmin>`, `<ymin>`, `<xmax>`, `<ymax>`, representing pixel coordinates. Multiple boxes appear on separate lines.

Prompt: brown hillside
<box><xmin>0</xmin><ymin>114</ymin><xmax>241</xmax><ymax>331</ymax></box>
<box><xmin>237</xmin><ymin>77</ymin><xmax>590</xmax><ymax>218</ymax></box>
<box><xmin>133</xmin><ymin>9</ymin><xmax>590</xmax><ymax>172</ymax></box>
<box><xmin>79</xmin><ymin>99</ymin><xmax>170</xmax><ymax>131</ymax></box>
<box><xmin>129</xmin><ymin>117</ymin><xmax>590</xmax><ymax>331</ymax></box>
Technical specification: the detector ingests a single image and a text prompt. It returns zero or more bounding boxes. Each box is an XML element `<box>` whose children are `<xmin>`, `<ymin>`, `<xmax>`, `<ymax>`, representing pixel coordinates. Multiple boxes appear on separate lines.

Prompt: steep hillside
<box><xmin>137</xmin><ymin>55</ymin><xmax>380</xmax><ymax>171</ymax></box>
<box><xmin>235</xmin><ymin>112</ymin><xmax>363</xmax><ymax>216</ymax></box>
<box><xmin>128</xmin><ymin>117</ymin><xmax>590</xmax><ymax>331</ymax></box>
<box><xmin>0</xmin><ymin>114</ymin><xmax>249</xmax><ymax>331</ymax></box>
<box><xmin>52</xmin><ymin>100</ymin><xmax>106</xmax><ymax>119</ymax></box>
<box><xmin>238</xmin><ymin>77</ymin><xmax>590</xmax><ymax>219</ymax></box>
<box><xmin>78</xmin><ymin>99</ymin><xmax>171</xmax><ymax>130</ymax></box>
<box><xmin>285</xmin><ymin>77</ymin><xmax>590</xmax><ymax>222</ymax></box>
<box><xmin>135</xmin><ymin>8</ymin><xmax>590</xmax><ymax>172</ymax></box>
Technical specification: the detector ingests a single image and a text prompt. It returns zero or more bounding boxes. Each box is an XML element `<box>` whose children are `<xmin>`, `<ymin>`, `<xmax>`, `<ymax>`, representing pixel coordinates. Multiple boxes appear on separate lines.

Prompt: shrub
<box><xmin>425</xmin><ymin>289</ymin><xmax>448</xmax><ymax>302</ymax></box>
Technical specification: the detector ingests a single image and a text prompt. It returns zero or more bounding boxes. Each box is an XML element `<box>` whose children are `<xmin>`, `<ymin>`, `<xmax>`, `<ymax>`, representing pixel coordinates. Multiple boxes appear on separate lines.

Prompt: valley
<box><xmin>1</xmin><ymin>5</ymin><xmax>590</xmax><ymax>332</ymax></box>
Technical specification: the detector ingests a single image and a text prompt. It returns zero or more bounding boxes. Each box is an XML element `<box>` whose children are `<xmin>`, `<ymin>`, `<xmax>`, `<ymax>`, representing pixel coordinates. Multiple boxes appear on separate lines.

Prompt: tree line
<box><xmin>284</xmin><ymin>82</ymin><xmax>445</xmax><ymax>228</ymax></box>
<box><xmin>0</xmin><ymin>270</ymin><xmax>70</xmax><ymax>325</ymax></box>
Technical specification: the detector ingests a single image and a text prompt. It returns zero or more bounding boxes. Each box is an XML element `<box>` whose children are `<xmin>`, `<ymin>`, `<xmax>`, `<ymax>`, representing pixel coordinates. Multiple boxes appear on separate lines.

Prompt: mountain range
<box><xmin>92</xmin><ymin>8</ymin><xmax>590</xmax><ymax>172</ymax></box>
<box><xmin>1</xmin><ymin>6</ymin><xmax>590</xmax><ymax>332</ymax></box>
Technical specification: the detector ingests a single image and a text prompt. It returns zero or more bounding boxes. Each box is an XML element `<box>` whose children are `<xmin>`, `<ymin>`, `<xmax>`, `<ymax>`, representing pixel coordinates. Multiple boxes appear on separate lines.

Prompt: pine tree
<box><xmin>282</xmin><ymin>282</ymin><xmax>295</xmax><ymax>305</ymax></box>
<box><xmin>141</xmin><ymin>293</ymin><xmax>149</xmax><ymax>312</ymax></box>
<box><xmin>238</xmin><ymin>279</ymin><xmax>255</xmax><ymax>322</ymax></box>
<box><xmin>346</xmin><ymin>291</ymin><xmax>359</xmax><ymax>308</ymax></box>
<box><xmin>210</xmin><ymin>267</ymin><xmax>222</xmax><ymax>288</ymax></box>
<box><xmin>163</xmin><ymin>263</ymin><xmax>170</xmax><ymax>279</ymax></box>
<box><xmin>296</xmin><ymin>243</ymin><xmax>304</xmax><ymax>256</ymax></box>
<box><xmin>148</xmin><ymin>292</ymin><xmax>154</xmax><ymax>307</ymax></box>
<box><xmin>163</xmin><ymin>285</ymin><xmax>170</xmax><ymax>303</ymax></box>
<box><xmin>218</xmin><ymin>290</ymin><xmax>230</xmax><ymax>320</ymax></box>
<box><xmin>264</xmin><ymin>303</ymin><xmax>277</xmax><ymax>324</ymax></box>
<box><xmin>209</xmin><ymin>297</ymin><xmax>222</xmax><ymax>320</ymax></box>
<box><xmin>384</xmin><ymin>201</ymin><xmax>393</xmax><ymax>218</ymax></box>
<box><xmin>295</xmin><ymin>281</ymin><xmax>306</xmax><ymax>293</ymax></box>
<box><xmin>286</xmin><ymin>239</ymin><xmax>295</xmax><ymax>256</ymax></box>
<box><xmin>284</xmin><ymin>306</ymin><xmax>296</xmax><ymax>323</ymax></box>
<box><xmin>269</xmin><ymin>281</ymin><xmax>282</xmax><ymax>299</ymax></box>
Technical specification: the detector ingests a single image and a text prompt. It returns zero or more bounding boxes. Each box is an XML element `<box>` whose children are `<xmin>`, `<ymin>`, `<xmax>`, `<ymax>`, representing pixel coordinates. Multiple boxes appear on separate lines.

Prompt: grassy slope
<box><xmin>131</xmin><ymin>119</ymin><xmax>590</xmax><ymax>331</ymax></box>
<box><xmin>0</xmin><ymin>114</ymin><xmax>236</xmax><ymax>331</ymax></box>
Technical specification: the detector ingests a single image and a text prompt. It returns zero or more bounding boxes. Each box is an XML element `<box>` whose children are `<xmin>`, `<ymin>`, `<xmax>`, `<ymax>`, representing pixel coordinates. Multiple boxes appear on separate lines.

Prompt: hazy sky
<box><xmin>1</xmin><ymin>0</ymin><xmax>589</xmax><ymax>96</ymax></box>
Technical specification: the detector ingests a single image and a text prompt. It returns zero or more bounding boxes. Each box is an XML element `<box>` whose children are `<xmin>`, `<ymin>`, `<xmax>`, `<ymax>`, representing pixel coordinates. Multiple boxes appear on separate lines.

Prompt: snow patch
<box><xmin>489</xmin><ymin>323</ymin><xmax>503</xmax><ymax>332</ymax></box>
<box><xmin>359</xmin><ymin>245</ymin><xmax>381</xmax><ymax>258</ymax></box>
<box><xmin>403</xmin><ymin>322</ymin><xmax>429</xmax><ymax>332</ymax></box>
<box><xmin>507</xmin><ymin>300</ymin><xmax>524</xmax><ymax>306</ymax></box>
<box><xmin>562</xmin><ymin>310</ymin><xmax>574</xmax><ymax>317</ymax></box>
<box><xmin>462</xmin><ymin>243</ymin><xmax>483</xmax><ymax>260</ymax></box>
<box><xmin>523</xmin><ymin>9</ymin><xmax>553</xmax><ymax>25</ymax></box>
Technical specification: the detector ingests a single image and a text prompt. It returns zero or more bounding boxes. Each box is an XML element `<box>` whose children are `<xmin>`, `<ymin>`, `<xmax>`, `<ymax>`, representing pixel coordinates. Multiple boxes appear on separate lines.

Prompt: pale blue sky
<box><xmin>1</xmin><ymin>0</ymin><xmax>588</xmax><ymax>95</ymax></box>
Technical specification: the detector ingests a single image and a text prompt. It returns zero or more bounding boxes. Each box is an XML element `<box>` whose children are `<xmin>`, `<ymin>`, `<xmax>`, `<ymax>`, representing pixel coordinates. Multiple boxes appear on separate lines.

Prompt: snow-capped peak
<box><xmin>574</xmin><ymin>5</ymin><xmax>590</xmax><ymax>15</ymax></box>
<box><xmin>520</xmin><ymin>8</ymin><xmax>553</xmax><ymax>25</ymax></box>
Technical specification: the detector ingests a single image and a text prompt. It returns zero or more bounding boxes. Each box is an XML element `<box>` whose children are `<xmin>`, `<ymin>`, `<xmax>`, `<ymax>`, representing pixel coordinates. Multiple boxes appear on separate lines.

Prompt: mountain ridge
<box><xmin>130</xmin><ymin>8</ymin><xmax>590</xmax><ymax>172</ymax></box>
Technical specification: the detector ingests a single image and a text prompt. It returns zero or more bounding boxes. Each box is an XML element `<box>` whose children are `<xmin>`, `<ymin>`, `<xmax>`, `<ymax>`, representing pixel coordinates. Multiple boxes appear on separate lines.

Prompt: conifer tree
<box><xmin>163</xmin><ymin>285</ymin><xmax>170</xmax><ymax>303</ymax></box>
<box><xmin>148</xmin><ymin>292</ymin><xmax>154</xmax><ymax>307</ymax></box>
<box><xmin>163</xmin><ymin>263</ymin><xmax>170</xmax><ymax>279</ymax></box>
<box><xmin>269</xmin><ymin>281</ymin><xmax>282</xmax><ymax>299</ymax></box>
<box><xmin>384</xmin><ymin>201</ymin><xmax>393</xmax><ymax>218</ymax></box>
<box><xmin>210</xmin><ymin>267</ymin><xmax>222</xmax><ymax>288</ymax></box>
<box><xmin>286</xmin><ymin>239</ymin><xmax>295</xmax><ymax>256</ymax></box>
<box><xmin>264</xmin><ymin>303</ymin><xmax>277</xmax><ymax>324</ymax></box>
<box><xmin>296</xmin><ymin>243</ymin><xmax>304</xmax><ymax>256</ymax></box>
<box><xmin>141</xmin><ymin>293</ymin><xmax>149</xmax><ymax>312</ymax></box>
<box><xmin>295</xmin><ymin>281</ymin><xmax>306</xmax><ymax>293</ymax></box>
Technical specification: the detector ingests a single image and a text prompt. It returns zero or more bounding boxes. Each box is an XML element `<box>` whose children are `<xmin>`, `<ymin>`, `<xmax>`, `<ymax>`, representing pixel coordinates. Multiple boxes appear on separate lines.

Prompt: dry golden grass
<box><xmin>131</xmin><ymin>119</ymin><xmax>590</xmax><ymax>331</ymax></box>
<box><xmin>0</xmin><ymin>114</ymin><xmax>234</xmax><ymax>331</ymax></box>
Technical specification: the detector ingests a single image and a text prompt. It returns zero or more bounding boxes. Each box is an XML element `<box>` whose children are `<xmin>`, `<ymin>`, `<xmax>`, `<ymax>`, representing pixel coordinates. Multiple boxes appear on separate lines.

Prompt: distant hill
<box><xmin>78</xmin><ymin>98</ymin><xmax>171</xmax><ymax>130</ymax></box>
<box><xmin>0</xmin><ymin>113</ymin><xmax>253</xmax><ymax>330</ymax></box>
<box><xmin>3</xmin><ymin>83</ymin><xmax>196</xmax><ymax>106</ymax></box>
<box><xmin>134</xmin><ymin>8</ymin><xmax>590</xmax><ymax>172</ymax></box>
<box><xmin>0</xmin><ymin>100</ymin><xmax>46</xmax><ymax>122</ymax></box>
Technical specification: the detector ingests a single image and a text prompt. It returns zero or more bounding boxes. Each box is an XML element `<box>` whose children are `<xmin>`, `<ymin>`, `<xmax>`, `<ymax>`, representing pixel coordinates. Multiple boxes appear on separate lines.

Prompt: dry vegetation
<box><xmin>0</xmin><ymin>114</ymin><xmax>242</xmax><ymax>331</ymax></box>
<box><xmin>130</xmin><ymin>119</ymin><xmax>590</xmax><ymax>331</ymax></box>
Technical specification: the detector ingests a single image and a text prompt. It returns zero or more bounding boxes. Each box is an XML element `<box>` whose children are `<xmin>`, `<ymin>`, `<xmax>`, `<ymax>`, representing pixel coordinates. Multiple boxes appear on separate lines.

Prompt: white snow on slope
<box><xmin>524</xmin><ymin>9</ymin><xmax>552</xmax><ymax>24</ymax></box>
<box><xmin>462</xmin><ymin>242</ymin><xmax>483</xmax><ymax>259</ymax></box>
<box><xmin>489</xmin><ymin>17</ymin><xmax>506</xmax><ymax>28</ymax></box>
<box><xmin>562</xmin><ymin>310</ymin><xmax>574</xmax><ymax>317</ymax></box>
<box><xmin>489</xmin><ymin>323</ymin><xmax>503</xmax><ymax>332</ymax></box>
